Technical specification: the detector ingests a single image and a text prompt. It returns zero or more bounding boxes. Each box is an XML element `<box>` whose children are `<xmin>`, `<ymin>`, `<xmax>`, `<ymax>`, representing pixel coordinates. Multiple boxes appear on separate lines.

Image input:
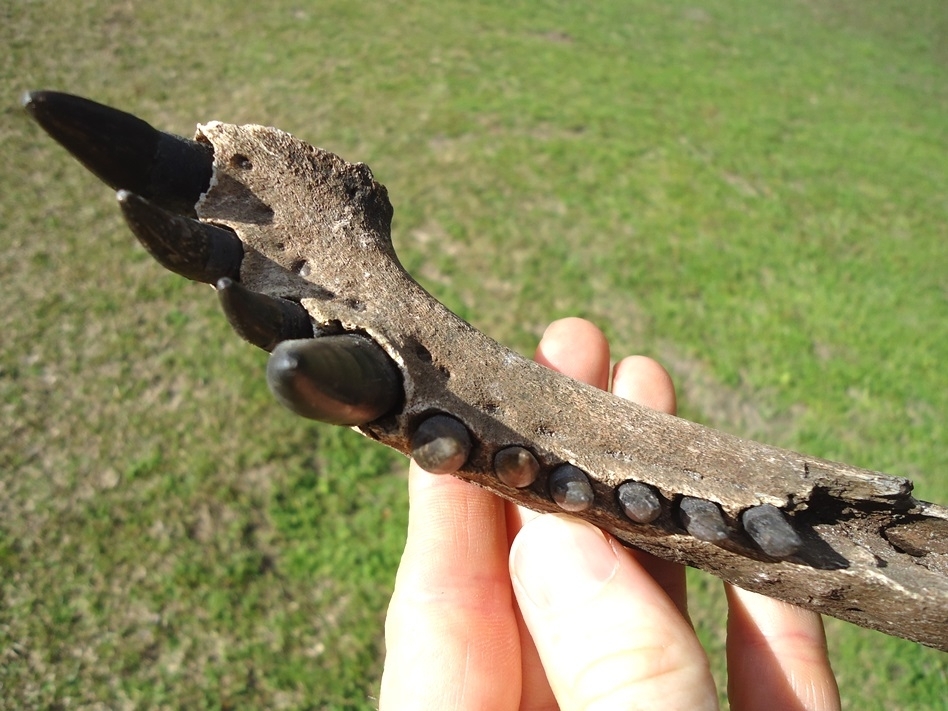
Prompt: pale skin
<box><xmin>379</xmin><ymin>317</ymin><xmax>841</xmax><ymax>711</ymax></box>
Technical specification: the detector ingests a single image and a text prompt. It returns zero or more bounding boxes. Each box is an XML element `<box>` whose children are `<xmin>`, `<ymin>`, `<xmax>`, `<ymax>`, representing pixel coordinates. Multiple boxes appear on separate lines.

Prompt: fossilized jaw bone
<box><xmin>22</xmin><ymin>91</ymin><xmax>948</xmax><ymax>651</ymax></box>
<box><xmin>192</xmin><ymin>120</ymin><xmax>948</xmax><ymax>651</ymax></box>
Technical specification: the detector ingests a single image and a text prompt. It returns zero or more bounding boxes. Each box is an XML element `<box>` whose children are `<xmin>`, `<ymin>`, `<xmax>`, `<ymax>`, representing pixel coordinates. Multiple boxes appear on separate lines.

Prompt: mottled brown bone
<box><xmin>193</xmin><ymin>121</ymin><xmax>948</xmax><ymax>651</ymax></box>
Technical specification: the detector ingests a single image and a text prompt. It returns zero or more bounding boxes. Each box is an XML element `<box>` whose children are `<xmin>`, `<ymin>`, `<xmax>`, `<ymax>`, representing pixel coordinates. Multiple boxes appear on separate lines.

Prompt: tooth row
<box><xmin>410</xmin><ymin>413</ymin><xmax>803</xmax><ymax>558</ymax></box>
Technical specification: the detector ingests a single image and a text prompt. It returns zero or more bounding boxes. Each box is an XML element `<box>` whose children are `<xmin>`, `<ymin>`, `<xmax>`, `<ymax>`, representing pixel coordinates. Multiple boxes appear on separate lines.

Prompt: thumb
<box><xmin>510</xmin><ymin>514</ymin><xmax>718</xmax><ymax>711</ymax></box>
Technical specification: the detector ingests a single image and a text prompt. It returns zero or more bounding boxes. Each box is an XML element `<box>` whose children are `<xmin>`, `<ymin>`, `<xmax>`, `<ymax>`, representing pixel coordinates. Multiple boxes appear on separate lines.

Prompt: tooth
<box><xmin>679</xmin><ymin>496</ymin><xmax>730</xmax><ymax>542</ymax></box>
<box><xmin>215</xmin><ymin>277</ymin><xmax>313</xmax><ymax>351</ymax></box>
<box><xmin>22</xmin><ymin>90</ymin><xmax>213</xmax><ymax>215</ymax></box>
<box><xmin>266</xmin><ymin>335</ymin><xmax>402</xmax><ymax>425</ymax></box>
<box><xmin>742</xmin><ymin>504</ymin><xmax>803</xmax><ymax>558</ymax></box>
<box><xmin>549</xmin><ymin>464</ymin><xmax>594</xmax><ymax>512</ymax></box>
<box><xmin>493</xmin><ymin>446</ymin><xmax>540</xmax><ymax>488</ymax></box>
<box><xmin>617</xmin><ymin>481</ymin><xmax>662</xmax><ymax>524</ymax></box>
<box><xmin>411</xmin><ymin>415</ymin><xmax>471</xmax><ymax>474</ymax></box>
<box><xmin>117</xmin><ymin>191</ymin><xmax>242</xmax><ymax>283</ymax></box>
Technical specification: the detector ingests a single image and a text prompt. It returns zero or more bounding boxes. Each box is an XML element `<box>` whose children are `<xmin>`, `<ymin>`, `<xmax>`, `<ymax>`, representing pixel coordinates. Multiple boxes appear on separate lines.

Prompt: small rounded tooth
<box><xmin>216</xmin><ymin>277</ymin><xmax>313</xmax><ymax>351</ymax></box>
<box><xmin>117</xmin><ymin>191</ymin><xmax>242</xmax><ymax>283</ymax></box>
<box><xmin>679</xmin><ymin>496</ymin><xmax>730</xmax><ymax>542</ymax></box>
<box><xmin>617</xmin><ymin>481</ymin><xmax>662</xmax><ymax>524</ymax></box>
<box><xmin>742</xmin><ymin>504</ymin><xmax>803</xmax><ymax>558</ymax></box>
<box><xmin>494</xmin><ymin>446</ymin><xmax>540</xmax><ymax>488</ymax></box>
<box><xmin>266</xmin><ymin>335</ymin><xmax>403</xmax><ymax>426</ymax></box>
<box><xmin>549</xmin><ymin>464</ymin><xmax>595</xmax><ymax>512</ymax></box>
<box><xmin>411</xmin><ymin>415</ymin><xmax>471</xmax><ymax>474</ymax></box>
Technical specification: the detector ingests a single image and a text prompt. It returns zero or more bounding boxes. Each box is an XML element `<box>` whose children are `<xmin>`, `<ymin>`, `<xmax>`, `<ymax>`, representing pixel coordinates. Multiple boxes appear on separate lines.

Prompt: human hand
<box><xmin>379</xmin><ymin>317</ymin><xmax>840</xmax><ymax>710</ymax></box>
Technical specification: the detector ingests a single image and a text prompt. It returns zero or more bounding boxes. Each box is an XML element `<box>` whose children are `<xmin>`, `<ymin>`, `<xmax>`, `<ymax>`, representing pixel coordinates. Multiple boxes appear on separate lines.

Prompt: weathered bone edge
<box><xmin>192</xmin><ymin>121</ymin><xmax>948</xmax><ymax>651</ymax></box>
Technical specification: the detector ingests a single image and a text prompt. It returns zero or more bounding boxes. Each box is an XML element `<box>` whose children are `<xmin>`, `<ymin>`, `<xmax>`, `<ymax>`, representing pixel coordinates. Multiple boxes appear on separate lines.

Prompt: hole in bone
<box><xmin>230</xmin><ymin>154</ymin><xmax>253</xmax><ymax>170</ymax></box>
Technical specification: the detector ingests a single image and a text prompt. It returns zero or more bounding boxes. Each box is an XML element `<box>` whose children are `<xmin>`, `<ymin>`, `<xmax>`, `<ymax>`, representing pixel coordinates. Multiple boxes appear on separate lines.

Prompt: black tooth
<box><xmin>679</xmin><ymin>497</ymin><xmax>730</xmax><ymax>542</ymax></box>
<box><xmin>410</xmin><ymin>415</ymin><xmax>472</xmax><ymax>474</ymax></box>
<box><xmin>617</xmin><ymin>481</ymin><xmax>662</xmax><ymax>524</ymax></box>
<box><xmin>22</xmin><ymin>90</ymin><xmax>213</xmax><ymax>215</ymax></box>
<box><xmin>548</xmin><ymin>464</ymin><xmax>595</xmax><ymax>512</ymax></box>
<box><xmin>266</xmin><ymin>335</ymin><xmax>403</xmax><ymax>426</ymax></box>
<box><xmin>117</xmin><ymin>191</ymin><xmax>242</xmax><ymax>284</ymax></box>
<box><xmin>216</xmin><ymin>278</ymin><xmax>313</xmax><ymax>351</ymax></box>
<box><xmin>742</xmin><ymin>504</ymin><xmax>803</xmax><ymax>558</ymax></box>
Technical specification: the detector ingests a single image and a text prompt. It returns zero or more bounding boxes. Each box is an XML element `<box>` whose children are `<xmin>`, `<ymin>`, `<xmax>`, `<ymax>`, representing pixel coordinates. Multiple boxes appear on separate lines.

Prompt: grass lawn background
<box><xmin>2</xmin><ymin>0</ymin><xmax>947</xmax><ymax>707</ymax></box>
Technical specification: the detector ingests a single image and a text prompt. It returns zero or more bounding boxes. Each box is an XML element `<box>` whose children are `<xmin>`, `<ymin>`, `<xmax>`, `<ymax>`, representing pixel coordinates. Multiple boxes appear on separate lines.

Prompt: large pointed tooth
<box><xmin>266</xmin><ymin>336</ymin><xmax>402</xmax><ymax>425</ymax></box>
<box><xmin>216</xmin><ymin>278</ymin><xmax>313</xmax><ymax>351</ymax></box>
<box><xmin>117</xmin><ymin>191</ymin><xmax>242</xmax><ymax>283</ymax></box>
<box><xmin>22</xmin><ymin>90</ymin><xmax>213</xmax><ymax>215</ymax></box>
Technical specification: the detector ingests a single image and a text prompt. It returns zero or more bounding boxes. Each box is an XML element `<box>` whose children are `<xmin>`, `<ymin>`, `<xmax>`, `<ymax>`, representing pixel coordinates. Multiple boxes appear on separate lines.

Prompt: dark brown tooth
<box><xmin>215</xmin><ymin>277</ymin><xmax>313</xmax><ymax>351</ymax></box>
<box><xmin>411</xmin><ymin>415</ymin><xmax>471</xmax><ymax>474</ymax></box>
<box><xmin>549</xmin><ymin>464</ymin><xmax>594</xmax><ymax>512</ymax></box>
<box><xmin>742</xmin><ymin>504</ymin><xmax>803</xmax><ymax>558</ymax></box>
<box><xmin>494</xmin><ymin>446</ymin><xmax>540</xmax><ymax>488</ymax></box>
<box><xmin>266</xmin><ymin>335</ymin><xmax>402</xmax><ymax>426</ymax></box>
<box><xmin>117</xmin><ymin>191</ymin><xmax>242</xmax><ymax>283</ymax></box>
<box><xmin>679</xmin><ymin>497</ymin><xmax>729</xmax><ymax>542</ymax></box>
<box><xmin>22</xmin><ymin>90</ymin><xmax>213</xmax><ymax>215</ymax></box>
<box><xmin>617</xmin><ymin>481</ymin><xmax>662</xmax><ymax>524</ymax></box>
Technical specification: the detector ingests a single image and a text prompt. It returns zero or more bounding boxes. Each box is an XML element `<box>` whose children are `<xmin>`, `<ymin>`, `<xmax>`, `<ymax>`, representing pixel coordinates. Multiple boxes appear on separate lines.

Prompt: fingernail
<box><xmin>511</xmin><ymin>514</ymin><xmax>619</xmax><ymax>611</ymax></box>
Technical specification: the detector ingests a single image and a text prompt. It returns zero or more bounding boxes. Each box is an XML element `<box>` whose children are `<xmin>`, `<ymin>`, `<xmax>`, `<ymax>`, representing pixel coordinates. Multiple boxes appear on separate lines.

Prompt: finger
<box><xmin>379</xmin><ymin>462</ymin><xmax>521</xmax><ymax>710</ymax></box>
<box><xmin>513</xmin><ymin>317</ymin><xmax>612</xmax><ymax>537</ymax></box>
<box><xmin>726</xmin><ymin>585</ymin><xmax>840</xmax><ymax>711</ymax></box>
<box><xmin>511</xmin><ymin>317</ymin><xmax>615</xmax><ymax>707</ymax></box>
<box><xmin>533</xmin><ymin>317</ymin><xmax>611</xmax><ymax>390</ymax></box>
<box><xmin>518</xmin><ymin>317</ymin><xmax>611</xmax><ymax>530</ymax></box>
<box><xmin>611</xmin><ymin>355</ymin><xmax>689</xmax><ymax>617</ymax></box>
<box><xmin>612</xmin><ymin>355</ymin><xmax>677</xmax><ymax>415</ymax></box>
<box><xmin>512</xmin><ymin>515</ymin><xmax>717</xmax><ymax>711</ymax></box>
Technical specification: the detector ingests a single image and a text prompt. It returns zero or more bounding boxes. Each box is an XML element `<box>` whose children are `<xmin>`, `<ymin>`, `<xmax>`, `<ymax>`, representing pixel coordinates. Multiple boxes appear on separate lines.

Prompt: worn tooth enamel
<box><xmin>22</xmin><ymin>90</ymin><xmax>213</xmax><ymax>215</ymax></box>
<box><xmin>617</xmin><ymin>481</ymin><xmax>662</xmax><ymax>524</ymax></box>
<box><xmin>494</xmin><ymin>446</ymin><xmax>540</xmax><ymax>488</ymax></box>
<box><xmin>411</xmin><ymin>415</ymin><xmax>471</xmax><ymax>474</ymax></box>
<box><xmin>549</xmin><ymin>464</ymin><xmax>595</xmax><ymax>512</ymax></box>
<box><xmin>215</xmin><ymin>277</ymin><xmax>313</xmax><ymax>351</ymax></box>
<box><xmin>742</xmin><ymin>504</ymin><xmax>803</xmax><ymax>558</ymax></box>
<box><xmin>266</xmin><ymin>335</ymin><xmax>402</xmax><ymax>426</ymax></box>
<box><xmin>679</xmin><ymin>496</ymin><xmax>730</xmax><ymax>542</ymax></box>
<box><xmin>117</xmin><ymin>190</ymin><xmax>242</xmax><ymax>283</ymax></box>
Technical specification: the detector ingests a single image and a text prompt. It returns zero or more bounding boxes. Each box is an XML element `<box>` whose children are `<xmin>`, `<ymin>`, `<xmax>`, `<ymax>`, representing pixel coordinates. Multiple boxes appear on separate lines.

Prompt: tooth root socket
<box><xmin>679</xmin><ymin>496</ymin><xmax>730</xmax><ymax>542</ymax></box>
<box><xmin>117</xmin><ymin>191</ymin><xmax>242</xmax><ymax>283</ymax></box>
<box><xmin>742</xmin><ymin>504</ymin><xmax>803</xmax><ymax>558</ymax></box>
<box><xmin>216</xmin><ymin>277</ymin><xmax>313</xmax><ymax>351</ymax></box>
<box><xmin>266</xmin><ymin>335</ymin><xmax>403</xmax><ymax>426</ymax></box>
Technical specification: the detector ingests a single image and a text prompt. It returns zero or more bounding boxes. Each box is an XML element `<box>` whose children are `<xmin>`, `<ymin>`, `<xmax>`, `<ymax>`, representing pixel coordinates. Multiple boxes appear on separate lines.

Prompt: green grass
<box><xmin>2</xmin><ymin>0</ymin><xmax>947</xmax><ymax>707</ymax></box>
